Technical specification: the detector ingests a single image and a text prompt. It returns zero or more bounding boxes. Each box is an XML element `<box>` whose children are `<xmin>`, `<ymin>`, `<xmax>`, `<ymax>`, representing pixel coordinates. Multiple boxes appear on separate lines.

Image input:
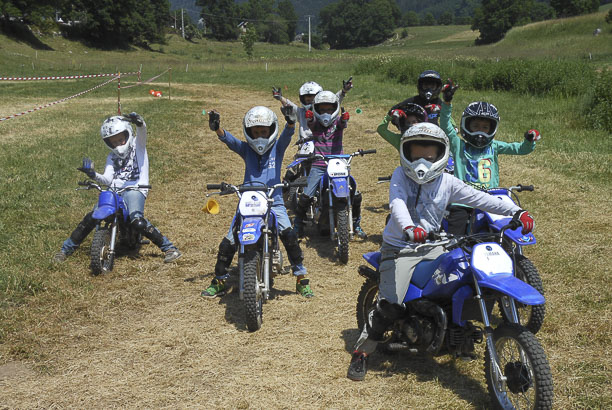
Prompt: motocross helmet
<box><xmin>243</xmin><ymin>106</ymin><xmax>279</xmax><ymax>155</ymax></box>
<box><xmin>100</xmin><ymin>116</ymin><xmax>134</xmax><ymax>159</ymax></box>
<box><xmin>313</xmin><ymin>91</ymin><xmax>340</xmax><ymax>127</ymax></box>
<box><xmin>417</xmin><ymin>70</ymin><xmax>443</xmax><ymax>102</ymax></box>
<box><xmin>403</xmin><ymin>103</ymin><xmax>428</xmax><ymax>124</ymax></box>
<box><xmin>400</xmin><ymin>122</ymin><xmax>449</xmax><ymax>184</ymax></box>
<box><xmin>460</xmin><ymin>101</ymin><xmax>500</xmax><ymax>148</ymax></box>
<box><xmin>299</xmin><ymin>81</ymin><xmax>323</xmax><ymax>109</ymax></box>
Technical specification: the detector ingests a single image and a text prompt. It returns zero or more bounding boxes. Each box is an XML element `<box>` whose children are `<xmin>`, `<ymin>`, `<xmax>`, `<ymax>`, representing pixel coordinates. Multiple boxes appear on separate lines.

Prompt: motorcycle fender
<box><xmin>489</xmin><ymin>216</ymin><xmax>536</xmax><ymax>245</ymax></box>
<box><xmin>362</xmin><ymin>251</ymin><xmax>381</xmax><ymax>270</ymax></box>
<box><xmin>239</xmin><ymin>217</ymin><xmax>263</xmax><ymax>245</ymax></box>
<box><xmin>287</xmin><ymin>157</ymin><xmax>307</xmax><ymax>169</ymax></box>
<box><xmin>478</xmin><ymin>275</ymin><xmax>545</xmax><ymax>305</ymax></box>
<box><xmin>330</xmin><ymin>178</ymin><xmax>350</xmax><ymax>198</ymax></box>
<box><xmin>92</xmin><ymin>205</ymin><xmax>115</xmax><ymax>220</ymax></box>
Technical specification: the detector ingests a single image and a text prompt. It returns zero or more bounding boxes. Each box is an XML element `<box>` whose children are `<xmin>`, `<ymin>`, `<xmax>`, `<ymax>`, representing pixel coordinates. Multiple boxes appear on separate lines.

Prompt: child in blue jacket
<box><xmin>201</xmin><ymin>105</ymin><xmax>313</xmax><ymax>298</ymax></box>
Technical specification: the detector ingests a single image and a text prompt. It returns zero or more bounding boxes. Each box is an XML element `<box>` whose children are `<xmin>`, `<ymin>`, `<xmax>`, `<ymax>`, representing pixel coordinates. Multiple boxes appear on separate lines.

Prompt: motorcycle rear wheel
<box><xmin>90</xmin><ymin>226</ymin><xmax>114</xmax><ymax>276</ymax></box>
<box><xmin>484</xmin><ymin>323</ymin><xmax>553</xmax><ymax>409</ymax></box>
<box><xmin>500</xmin><ymin>255</ymin><xmax>546</xmax><ymax>334</ymax></box>
<box><xmin>243</xmin><ymin>249</ymin><xmax>263</xmax><ymax>332</ymax></box>
<box><xmin>356</xmin><ymin>278</ymin><xmax>378</xmax><ymax>331</ymax></box>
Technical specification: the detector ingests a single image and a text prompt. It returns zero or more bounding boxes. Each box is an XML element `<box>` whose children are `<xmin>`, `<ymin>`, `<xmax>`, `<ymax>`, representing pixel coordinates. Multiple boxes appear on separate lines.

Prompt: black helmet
<box><xmin>460</xmin><ymin>101</ymin><xmax>500</xmax><ymax>148</ymax></box>
<box><xmin>402</xmin><ymin>103</ymin><xmax>428</xmax><ymax>123</ymax></box>
<box><xmin>417</xmin><ymin>70</ymin><xmax>442</xmax><ymax>102</ymax></box>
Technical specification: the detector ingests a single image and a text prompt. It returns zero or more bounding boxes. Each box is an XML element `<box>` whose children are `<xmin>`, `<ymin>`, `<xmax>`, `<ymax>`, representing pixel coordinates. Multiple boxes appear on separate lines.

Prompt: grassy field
<box><xmin>1</xmin><ymin>12</ymin><xmax>611</xmax><ymax>408</ymax></box>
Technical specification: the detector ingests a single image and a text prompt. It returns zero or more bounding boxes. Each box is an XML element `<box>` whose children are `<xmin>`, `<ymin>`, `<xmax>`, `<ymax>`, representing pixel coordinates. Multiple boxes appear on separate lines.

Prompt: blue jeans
<box><xmin>223</xmin><ymin>204</ymin><xmax>307</xmax><ymax>277</ymax></box>
<box><xmin>304</xmin><ymin>166</ymin><xmax>326</xmax><ymax>197</ymax></box>
<box><xmin>61</xmin><ymin>190</ymin><xmax>175</xmax><ymax>254</ymax></box>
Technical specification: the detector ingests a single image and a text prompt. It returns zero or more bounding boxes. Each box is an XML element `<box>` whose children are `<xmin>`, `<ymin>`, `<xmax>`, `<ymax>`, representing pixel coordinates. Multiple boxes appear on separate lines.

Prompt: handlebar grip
<box><xmin>78</xmin><ymin>181</ymin><xmax>89</xmax><ymax>186</ymax></box>
<box><xmin>518</xmin><ymin>184</ymin><xmax>534</xmax><ymax>192</ymax></box>
<box><xmin>296</xmin><ymin>154</ymin><xmax>312</xmax><ymax>159</ymax></box>
<box><xmin>289</xmin><ymin>180</ymin><xmax>308</xmax><ymax>188</ymax></box>
<box><xmin>378</xmin><ymin>176</ymin><xmax>391</xmax><ymax>181</ymax></box>
<box><xmin>207</xmin><ymin>184</ymin><xmax>223</xmax><ymax>190</ymax></box>
<box><xmin>507</xmin><ymin>219</ymin><xmax>522</xmax><ymax>230</ymax></box>
<box><xmin>138</xmin><ymin>185</ymin><xmax>152</xmax><ymax>189</ymax></box>
<box><xmin>360</xmin><ymin>149</ymin><xmax>377</xmax><ymax>155</ymax></box>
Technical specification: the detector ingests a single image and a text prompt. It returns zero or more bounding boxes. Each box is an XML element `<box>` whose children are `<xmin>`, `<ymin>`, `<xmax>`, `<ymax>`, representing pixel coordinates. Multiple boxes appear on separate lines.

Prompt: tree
<box><xmin>319</xmin><ymin>0</ymin><xmax>397</xmax><ymax>49</ymax></box>
<box><xmin>472</xmin><ymin>0</ymin><xmax>534</xmax><ymax>44</ymax></box>
<box><xmin>607</xmin><ymin>9</ymin><xmax>612</xmax><ymax>24</ymax></box>
<box><xmin>438</xmin><ymin>11</ymin><xmax>454</xmax><ymax>25</ymax></box>
<box><xmin>277</xmin><ymin>0</ymin><xmax>297</xmax><ymax>41</ymax></box>
<box><xmin>403</xmin><ymin>11</ymin><xmax>419</xmax><ymax>26</ymax></box>
<box><xmin>530</xmin><ymin>2</ymin><xmax>555</xmax><ymax>22</ymax></box>
<box><xmin>197</xmin><ymin>0</ymin><xmax>238</xmax><ymax>40</ymax></box>
<box><xmin>242</xmin><ymin>24</ymin><xmax>257</xmax><ymax>58</ymax></box>
<box><xmin>422</xmin><ymin>12</ymin><xmax>436</xmax><ymax>26</ymax></box>
<box><xmin>549</xmin><ymin>0</ymin><xmax>599</xmax><ymax>17</ymax></box>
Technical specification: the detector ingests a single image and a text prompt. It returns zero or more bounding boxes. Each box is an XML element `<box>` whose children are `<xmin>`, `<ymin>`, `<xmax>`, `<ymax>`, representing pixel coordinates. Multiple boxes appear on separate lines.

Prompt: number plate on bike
<box><xmin>239</xmin><ymin>191</ymin><xmax>268</xmax><ymax>216</ymax></box>
<box><xmin>471</xmin><ymin>243</ymin><xmax>513</xmax><ymax>276</ymax></box>
<box><xmin>327</xmin><ymin>158</ymin><xmax>349</xmax><ymax>177</ymax></box>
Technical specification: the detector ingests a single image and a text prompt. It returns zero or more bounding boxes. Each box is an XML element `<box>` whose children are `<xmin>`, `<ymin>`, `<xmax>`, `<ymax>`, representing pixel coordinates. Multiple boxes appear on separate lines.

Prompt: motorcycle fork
<box><xmin>327</xmin><ymin>182</ymin><xmax>335</xmax><ymax>240</ymax></box>
<box><xmin>108</xmin><ymin>216</ymin><xmax>119</xmax><ymax>258</ymax></box>
<box><xmin>473</xmin><ymin>276</ymin><xmax>507</xmax><ymax>390</ymax></box>
<box><xmin>262</xmin><ymin>214</ymin><xmax>270</xmax><ymax>300</ymax></box>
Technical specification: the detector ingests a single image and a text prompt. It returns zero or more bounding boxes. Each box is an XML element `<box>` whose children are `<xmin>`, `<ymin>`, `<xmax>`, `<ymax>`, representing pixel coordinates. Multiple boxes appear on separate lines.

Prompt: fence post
<box><xmin>168</xmin><ymin>68</ymin><xmax>172</xmax><ymax>101</ymax></box>
<box><xmin>117</xmin><ymin>71</ymin><xmax>121</xmax><ymax>115</ymax></box>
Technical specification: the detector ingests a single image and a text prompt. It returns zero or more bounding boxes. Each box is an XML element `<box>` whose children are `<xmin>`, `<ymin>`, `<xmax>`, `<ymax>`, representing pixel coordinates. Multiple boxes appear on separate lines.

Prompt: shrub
<box><xmin>584</xmin><ymin>70</ymin><xmax>612</xmax><ymax>133</ymax></box>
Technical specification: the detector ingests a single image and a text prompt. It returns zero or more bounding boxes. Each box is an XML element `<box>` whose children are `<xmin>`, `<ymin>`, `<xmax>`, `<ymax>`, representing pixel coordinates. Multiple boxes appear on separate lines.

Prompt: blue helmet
<box><xmin>460</xmin><ymin>101</ymin><xmax>500</xmax><ymax>148</ymax></box>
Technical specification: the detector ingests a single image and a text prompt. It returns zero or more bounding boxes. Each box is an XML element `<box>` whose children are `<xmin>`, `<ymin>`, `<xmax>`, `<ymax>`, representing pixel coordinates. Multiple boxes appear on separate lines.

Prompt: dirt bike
<box><xmin>77</xmin><ymin>180</ymin><xmax>150</xmax><ymax>276</ymax></box>
<box><xmin>306</xmin><ymin>149</ymin><xmax>376</xmax><ymax>264</ymax></box>
<box><xmin>206</xmin><ymin>180</ymin><xmax>307</xmax><ymax>332</ymax></box>
<box><xmin>283</xmin><ymin>136</ymin><xmax>315</xmax><ymax>212</ymax></box>
<box><xmin>356</xmin><ymin>227</ymin><xmax>553</xmax><ymax>409</ymax></box>
<box><xmin>442</xmin><ymin>184</ymin><xmax>545</xmax><ymax>334</ymax></box>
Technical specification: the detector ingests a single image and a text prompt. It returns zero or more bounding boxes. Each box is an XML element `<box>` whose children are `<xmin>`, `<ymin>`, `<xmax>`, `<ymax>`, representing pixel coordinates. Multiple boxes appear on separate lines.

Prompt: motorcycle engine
<box><xmin>401</xmin><ymin>315</ymin><xmax>436</xmax><ymax>350</ymax></box>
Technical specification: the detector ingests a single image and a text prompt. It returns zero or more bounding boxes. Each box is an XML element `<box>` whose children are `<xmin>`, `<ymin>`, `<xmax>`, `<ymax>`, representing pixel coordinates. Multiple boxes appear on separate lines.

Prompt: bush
<box><xmin>355</xmin><ymin>56</ymin><xmax>596</xmax><ymax>97</ymax></box>
<box><xmin>584</xmin><ymin>70</ymin><xmax>612</xmax><ymax>133</ymax></box>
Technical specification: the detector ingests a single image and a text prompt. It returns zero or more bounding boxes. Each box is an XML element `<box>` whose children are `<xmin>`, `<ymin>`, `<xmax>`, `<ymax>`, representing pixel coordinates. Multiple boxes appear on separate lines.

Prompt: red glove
<box><xmin>513</xmin><ymin>211</ymin><xmax>534</xmax><ymax>234</ymax></box>
<box><xmin>524</xmin><ymin>129</ymin><xmax>541</xmax><ymax>142</ymax></box>
<box><xmin>390</xmin><ymin>109</ymin><xmax>407</xmax><ymax>119</ymax></box>
<box><xmin>424</xmin><ymin>104</ymin><xmax>441</xmax><ymax>114</ymax></box>
<box><xmin>341</xmin><ymin>109</ymin><xmax>350</xmax><ymax>122</ymax></box>
<box><xmin>404</xmin><ymin>226</ymin><xmax>427</xmax><ymax>243</ymax></box>
<box><xmin>305</xmin><ymin>110</ymin><xmax>314</xmax><ymax>121</ymax></box>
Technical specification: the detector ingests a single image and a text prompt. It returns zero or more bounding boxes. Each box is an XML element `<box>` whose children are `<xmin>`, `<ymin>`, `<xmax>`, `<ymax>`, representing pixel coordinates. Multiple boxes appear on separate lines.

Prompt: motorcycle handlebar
<box><xmin>378</xmin><ymin>176</ymin><xmax>391</xmax><ymax>182</ymax></box>
<box><xmin>207</xmin><ymin>184</ymin><xmax>223</xmax><ymax>190</ymax></box>
<box><xmin>358</xmin><ymin>149</ymin><xmax>377</xmax><ymax>155</ymax></box>
<box><xmin>517</xmin><ymin>184</ymin><xmax>534</xmax><ymax>192</ymax></box>
<box><xmin>288</xmin><ymin>180</ymin><xmax>308</xmax><ymax>188</ymax></box>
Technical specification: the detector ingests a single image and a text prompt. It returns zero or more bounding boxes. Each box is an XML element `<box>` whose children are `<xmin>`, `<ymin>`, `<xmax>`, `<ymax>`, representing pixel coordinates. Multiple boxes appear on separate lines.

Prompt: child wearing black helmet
<box><xmin>439</xmin><ymin>79</ymin><xmax>542</xmax><ymax>235</ymax></box>
<box><xmin>389</xmin><ymin>70</ymin><xmax>444</xmax><ymax>131</ymax></box>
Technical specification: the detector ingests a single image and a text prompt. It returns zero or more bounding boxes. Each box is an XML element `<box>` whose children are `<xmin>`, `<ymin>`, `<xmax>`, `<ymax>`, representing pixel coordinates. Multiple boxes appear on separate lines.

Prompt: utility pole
<box><xmin>181</xmin><ymin>8</ymin><xmax>185</xmax><ymax>39</ymax></box>
<box><xmin>174</xmin><ymin>10</ymin><xmax>177</xmax><ymax>30</ymax></box>
<box><xmin>306</xmin><ymin>15</ymin><xmax>313</xmax><ymax>52</ymax></box>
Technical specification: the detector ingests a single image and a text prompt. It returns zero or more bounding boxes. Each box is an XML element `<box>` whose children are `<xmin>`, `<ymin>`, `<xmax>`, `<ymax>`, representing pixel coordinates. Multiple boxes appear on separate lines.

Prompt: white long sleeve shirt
<box><xmin>383</xmin><ymin>166</ymin><xmax>521</xmax><ymax>248</ymax></box>
<box><xmin>94</xmin><ymin>121</ymin><xmax>150</xmax><ymax>197</ymax></box>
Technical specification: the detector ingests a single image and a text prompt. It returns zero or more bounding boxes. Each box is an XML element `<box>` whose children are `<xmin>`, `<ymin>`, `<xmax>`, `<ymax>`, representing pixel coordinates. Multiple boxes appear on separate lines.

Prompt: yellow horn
<box><xmin>202</xmin><ymin>198</ymin><xmax>220</xmax><ymax>214</ymax></box>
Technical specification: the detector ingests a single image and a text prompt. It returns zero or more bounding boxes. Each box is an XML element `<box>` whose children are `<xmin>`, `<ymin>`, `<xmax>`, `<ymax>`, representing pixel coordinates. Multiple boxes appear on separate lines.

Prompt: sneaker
<box><xmin>53</xmin><ymin>251</ymin><xmax>67</xmax><ymax>263</ymax></box>
<box><xmin>201</xmin><ymin>279</ymin><xmax>226</xmax><ymax>298</ymax></box>
<box><xmin>347</xmin><ymin>351</ymin><xmax>368</xmax><ymax>381</ymax></box>
<box><xmin>164</xmin><ymin>248</ymin><xmax>182</xmax><ymax>263</ymax></box>
<box><xmin>354</xmin><ymin>225</ymin><xmax>367</xmax><ymax>239</ymax></box>
<box><xmin>296</xmin><ymin>278</ymin><xmax>314</xmax><ymax>298</ymax></box>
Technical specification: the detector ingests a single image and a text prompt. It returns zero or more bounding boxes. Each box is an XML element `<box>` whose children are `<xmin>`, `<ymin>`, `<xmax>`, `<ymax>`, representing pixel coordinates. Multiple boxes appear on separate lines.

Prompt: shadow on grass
<box><xmin>339</xmin><ymin>328</ymin><xmax>489</xmax><ymax>406</ymax></box>
<box><xmin>1</xmin><ymin>21</ymin><xmax>53</xmax><ymax>50</ymax></box>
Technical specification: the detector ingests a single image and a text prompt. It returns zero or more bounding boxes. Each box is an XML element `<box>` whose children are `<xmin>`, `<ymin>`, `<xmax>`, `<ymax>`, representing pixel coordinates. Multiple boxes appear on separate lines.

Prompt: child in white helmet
<box><xmin>201</xmin><ymin>105</ymin><xmax>314</xmax><ymax>298</ymax></box>
<box><xmin>290</xmin><ymin>90</ymin><xmax>367</xmax><ymax>239</ymax></box>
<box><xmin>272</xmin><ymin>77</ymin><xmax>353</xmax><ymax>141</ymax></box>
<box><xmin>346</xmin><ymin>122</ymin><xmax>536</xmax><ymax>381</ymax></box>
<box><xmin>53</xmin><ymin>113</ymin><xmax>181</xmax><ymax>263</ymax></box>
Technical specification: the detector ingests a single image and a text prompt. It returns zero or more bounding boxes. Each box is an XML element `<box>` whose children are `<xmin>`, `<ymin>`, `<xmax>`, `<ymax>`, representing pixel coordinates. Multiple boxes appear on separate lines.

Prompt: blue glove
<box><xmin>77</xmin><ymin>157</ymin><xmax>96</xmax><ymax>179</ymax></box>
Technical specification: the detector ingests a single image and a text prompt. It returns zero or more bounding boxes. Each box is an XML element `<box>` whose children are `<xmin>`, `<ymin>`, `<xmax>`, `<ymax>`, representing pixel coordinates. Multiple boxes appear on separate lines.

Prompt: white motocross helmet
<box><xmin>299</xmin><ymin>81</ymin><xmax>323</xmax><ymax>109</ymax></box>
<box><xmin>399</xmin><ymin>122</ymin><xmax>450</xmax><ymax>184</ymax></box>
<box><xmin>242</xmin><ymin>106</ymin><xmax>279</xmax><ymax>155</ymax></box>
<box><xmin>100</xmin><ymin>116</ymin><xmax>134</xmax><ymax>159</ymax></box>
<box><xmin>313</xmin><ymin>90</ymin><xmax>340</xmax><ymax>128</ymax></box>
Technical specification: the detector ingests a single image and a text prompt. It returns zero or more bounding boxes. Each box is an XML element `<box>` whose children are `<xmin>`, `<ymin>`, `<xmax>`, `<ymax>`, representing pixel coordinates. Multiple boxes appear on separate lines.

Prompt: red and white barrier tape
<box><xmin>121</xmin><ymin>68</ymin><xmax>170</xmax><ymax>89</ymax></box>
<box><xmin>0</xmin><ymin>72</ymin><xmax>139</xmax><ymax>81</ymax></box>
<box><xmin>0</xmin><ymin>76</ymin><xmax>119</xmax><ymax>122</ymax></box>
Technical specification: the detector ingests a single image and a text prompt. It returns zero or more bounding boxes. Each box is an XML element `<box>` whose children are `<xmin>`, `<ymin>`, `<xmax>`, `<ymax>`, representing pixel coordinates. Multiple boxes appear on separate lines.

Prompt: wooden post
<box><xmin>168</xmin><ymin>68</ymin><xmax>172</xmax><ymax>101</ymax></box>
<box><xmin>117</xmin><ymin>72</ymin><xmax>121</xmax><ymax>115</ymax></box>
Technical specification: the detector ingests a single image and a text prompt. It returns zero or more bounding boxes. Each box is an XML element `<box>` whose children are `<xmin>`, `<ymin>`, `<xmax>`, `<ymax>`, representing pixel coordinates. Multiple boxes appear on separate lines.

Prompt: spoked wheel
<box><xmin>336</xmin><ymin>208</ymin><xmax>350</xmax><ymax>264</ymax></box>
<box><xmin>243</xmin><ymin>248</ymin><xmax>263</xmax><ymax>332</ymax></box>
<box><xmin>484</xmin><ymin>323</ymin><xmax>553</xmax><ymax>409</ymax></box>
<box><xmin>356</xmin><ymin>278</ymin><xmax>378</xmax><ymax>331</ymax></box>
<box><xmin>90</xmin><ymin>226</ymin><xmax>114</xmax><ymax>276</ymax></box>
<box><xmin>500</xmin><ymin>255</ymin><xmax>546</xmax><ymax>334</ymax></box>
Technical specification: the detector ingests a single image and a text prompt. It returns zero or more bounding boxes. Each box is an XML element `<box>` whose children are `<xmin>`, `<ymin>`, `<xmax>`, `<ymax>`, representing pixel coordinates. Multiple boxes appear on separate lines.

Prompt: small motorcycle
<box><xmin>77</xmin><ymin>180</ymin><xmax>151</xmax><ymax>276</ymax></box>
<box><xmin>291</xmin><ymin>149</ymin><xmax>376</xmax><ymax>264</ymax></box>
<box><xmin>443</xmin><ymin>184</ymin><xmax>545</xmax><ymax>334</ymax></box>
<box><xmin>356</xmin><ymin>227</ymin><xmax>553</xmax><ymax>409</ymax></box>
<box><xmin>206</xmin><ymin>180</ymin><xmax>307</xmax><ymax>332</ymax></box>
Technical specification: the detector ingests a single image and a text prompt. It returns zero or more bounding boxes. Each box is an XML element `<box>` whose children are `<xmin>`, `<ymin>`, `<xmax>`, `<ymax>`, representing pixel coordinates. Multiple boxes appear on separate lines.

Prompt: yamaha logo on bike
<box><xmin>486</xmin><ymin>245</ymin><xmax>492</xmax><ymax>251</ymax></box>
<box><xmin>251</xmin><ymin>195</ymin><xmax>259</xmax><ymax>201</ymax></box>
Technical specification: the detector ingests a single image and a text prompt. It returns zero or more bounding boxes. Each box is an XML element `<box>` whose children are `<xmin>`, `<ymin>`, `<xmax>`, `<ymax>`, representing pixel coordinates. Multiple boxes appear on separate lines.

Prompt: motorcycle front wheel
<box><xmin>336</xmin><ymin>208</ymin><xmax>350</xmax><ymax>264</ymax></box>
<box><xmin>484</xmin><ymin>323</ymin><xmax>553</xmax><ymax>410</ymax></box>
<box><xmin>90</xmin><ymin>225</ymin><xmax>114</xmax><ymax>276</ymax></box>
<box><xmin>243</xmin><ymin>248</ymin><xmax>263</xmax><ymax>332</ymax></box>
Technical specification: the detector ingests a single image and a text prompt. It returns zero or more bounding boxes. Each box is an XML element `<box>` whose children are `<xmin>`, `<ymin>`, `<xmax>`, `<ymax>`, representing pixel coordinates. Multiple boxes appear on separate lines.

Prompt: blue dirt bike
<box><xmin>356</xmin><ymin>227</ymin><xmax>553</xmax><ymax>409</ymax></box>
<box><xmin>77</xmin><ymin>180</ymin><xmax>151</xmax><ymax>276</ymax></box>
<box><xmin>288</xmin><ymin>149</ymin><xmax>376</xmax><ymax>264</ymax></box>
<box><xmin>443</xmin><ymin>184</ymin><xmax>545</xmax><ymax>334</ymax></box>
<box><xmin>206</xmin><ymin>180</ymin><xmax>307</xmax><ymax>332</ymax></box>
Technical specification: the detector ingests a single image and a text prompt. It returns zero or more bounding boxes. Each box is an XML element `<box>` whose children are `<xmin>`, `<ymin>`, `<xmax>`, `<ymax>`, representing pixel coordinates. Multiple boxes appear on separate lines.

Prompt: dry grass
<box><xmin>0</xmin><ymin>83</ymin><xmax>610</xmax><ymax>408</ymax></box>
